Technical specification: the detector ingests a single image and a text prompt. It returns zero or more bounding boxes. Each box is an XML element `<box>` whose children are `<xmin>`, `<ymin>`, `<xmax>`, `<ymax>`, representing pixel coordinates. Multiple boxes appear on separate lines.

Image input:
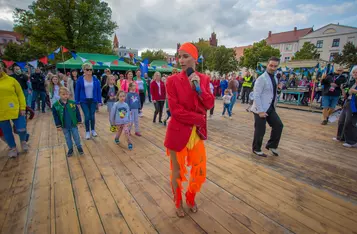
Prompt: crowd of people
<box><xmin>0</xmin><ymin>48</ymin><xmax>356</xmax><ymax>218</ymax></box>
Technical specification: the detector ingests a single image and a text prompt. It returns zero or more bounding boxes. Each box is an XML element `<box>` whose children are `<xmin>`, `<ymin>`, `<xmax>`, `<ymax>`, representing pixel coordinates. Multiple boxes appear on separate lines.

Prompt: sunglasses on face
<box><xmin>85</xmin><ymin>69</ymin><xmax>93</xmax><ymax>71</ymax></box>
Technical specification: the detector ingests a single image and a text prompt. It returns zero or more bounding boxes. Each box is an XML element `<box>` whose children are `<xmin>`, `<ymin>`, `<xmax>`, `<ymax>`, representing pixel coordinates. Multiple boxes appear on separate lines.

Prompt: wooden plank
<box><xmin>78</xmin><ymin>141</ymin><xmax>132</xmax><ymax>234</ymax></box>
<box><xmin>101</xmin><ymin>137</ymin><xmax>195</xmax><ymax>234</ymax></box>
<box><xmin>0</xmin><ymin>148</ymin><xmax>38</xmax><ymax>234</ymax></box>
<box><xmin>26</xmin><ymin>148</ymin><xmax>52</xmax><ymax>234</ymax></box>
<box><xmin>52</xmin><ymin>146</ymin><xmax>81</xmax><ymax>234</ymax></box>
<box><xmin>83</xmin><ymin>139</ymin><xmax>157</xmax><ymax>234</ymax></box>
<box><xmin>66</xmin><ymin>152</ymin><xmax>106</xmax><ymax>234</ymax></box>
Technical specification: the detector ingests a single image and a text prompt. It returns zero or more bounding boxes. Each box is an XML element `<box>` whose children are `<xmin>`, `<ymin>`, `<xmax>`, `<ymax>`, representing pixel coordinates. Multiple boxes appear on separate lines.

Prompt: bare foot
<box><xmin>176</xmin><ymin>206</ymin><xmax>185</xmax><ymax>218</ymax></box>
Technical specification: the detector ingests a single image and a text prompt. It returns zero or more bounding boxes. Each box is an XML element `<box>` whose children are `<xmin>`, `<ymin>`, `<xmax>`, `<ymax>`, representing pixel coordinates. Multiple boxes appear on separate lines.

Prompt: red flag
<box><xmin>112</xmin><ymin>60</ymin><xmax>119</xmax><ymax>65</ymax></box>
<box><xmin>89</xmin><ymin>60</ymin><xmax>96</xmax><ymax>65</ymax></box>
<box><xmin>2</xmin><ymin>60</ymin><xmax>14</xmax><ymax>68</ymax></box>
<box><xmin>39</xmin><ymin>56</ymin><xmax>48</xmax><ymax>65</ymax></box>
<box><xmin>62</xmin><ymin>46</ymin><xmax>69</xmax><ymax>53</ymax></box>
<box><xmin>129</xmin><ymin>53</ymin><xmax>134</xmax><ymax>58</ymax></box>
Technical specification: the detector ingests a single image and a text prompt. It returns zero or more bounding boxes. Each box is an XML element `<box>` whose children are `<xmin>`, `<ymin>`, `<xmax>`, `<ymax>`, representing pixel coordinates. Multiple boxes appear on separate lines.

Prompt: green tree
<box><xmin>239</xmin><ymin>40</ymin><xmax>280</xmax><ymax>69</ymax></box>
<box><xmin>13</xmin><ymin>0</ymin><xmax>117</xmax><ymax>55</ymax></box>
<box><xmin>2</xmin><ymin>42</ymin><xmax>47</xmax><ymax>62</ymax></box>
<box><xmin>207</xmin><ymin>46</ymin><xmax>238</xmax><ymax>74</ymax></box>
<box><xmin>333</xmin><ymin>42</ymin><xmax>357</xmax><ymax>68</ymax></box>
<box><xmin>293</xmin><ymin>42</ymin><xmax>318</xmax><ymax>60</ymax></box>
<box><xmin>140</xmin><ymin>49</ymin><xmax>166</xmax><ymax>63</ymax></box>
<box><xmin>194</xmin><ymin>39</ymin><xmax>214</xmax><ymax>72</ymax></box>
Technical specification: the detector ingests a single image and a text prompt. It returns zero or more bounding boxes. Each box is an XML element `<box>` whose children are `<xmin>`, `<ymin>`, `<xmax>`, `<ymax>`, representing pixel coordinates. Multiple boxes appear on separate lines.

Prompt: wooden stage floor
<box><xmin>0</xmin><ymin>100</ymin><xmax>356</xmax><ymax>234</ymax></box>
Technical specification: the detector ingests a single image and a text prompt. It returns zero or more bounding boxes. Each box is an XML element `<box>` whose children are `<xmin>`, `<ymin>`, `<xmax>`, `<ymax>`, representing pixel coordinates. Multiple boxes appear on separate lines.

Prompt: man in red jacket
<box><xmin>164</xmin><ymin>42</ymin><xmax>215</xmax><ymax>217</ymax></box>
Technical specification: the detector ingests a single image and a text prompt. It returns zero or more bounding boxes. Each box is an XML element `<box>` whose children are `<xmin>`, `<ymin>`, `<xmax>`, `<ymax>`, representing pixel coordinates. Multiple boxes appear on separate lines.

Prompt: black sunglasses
<box><xmin>85</xmin><ymin>69</ymin><xmax>93</xmax><ymax>71</ymax></box>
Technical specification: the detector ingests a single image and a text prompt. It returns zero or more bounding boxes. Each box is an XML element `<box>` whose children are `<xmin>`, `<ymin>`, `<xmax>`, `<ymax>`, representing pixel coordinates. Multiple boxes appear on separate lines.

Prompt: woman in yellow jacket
<box><xmin>0</xmin><ymin>62</ymin><xmax>29</xmax><ymax>158</ymax></box>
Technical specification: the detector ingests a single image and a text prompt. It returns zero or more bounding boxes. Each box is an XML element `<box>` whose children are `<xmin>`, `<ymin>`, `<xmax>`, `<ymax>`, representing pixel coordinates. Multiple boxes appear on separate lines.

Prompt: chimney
<box><xmin>294</xmin><ymin>27</ymin><xmax>297</xmax><ymax>31</ymax></box>
<box><xmin>268</xmin><ymin>31</ymin><xmax>272</xmax><ymax>37</ymax></box>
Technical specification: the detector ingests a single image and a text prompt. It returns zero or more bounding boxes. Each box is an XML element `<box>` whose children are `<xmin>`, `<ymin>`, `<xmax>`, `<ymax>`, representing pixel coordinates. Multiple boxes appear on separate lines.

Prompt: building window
<box><xmin>285</xmin><ymin>44</ymin><xmax>292</xmax><ymax>51</ymax></box>
<box><xmin>332</xmin><ymin>39</ymin><xmax>340</xmax><ymax>47</ymax></box>
<box><xmin>3</xmin><ymin>39</ymin><xmax>7</xmax><ymax>43</ymax></box>
<box><xmin>316</xmin><ymin>53</ymin><xmax>320</xmax><ymax>59</ymax></box>
<box><xmin>284</xmin><ymin>57</ymin><xmax>290</xmax><ymax>61</ymax></box>
<box><xmin>119</xmin><ymin>52</ymin><xmax>122</xmax><ymax>56</ymax></box>
<box><xmin>329</xmin><ymin>52</ymin><xmax>338</xmax><ymax>62</ymax></box>
<box><xmin>316</xmin><ymin>40</ymin><xmax>323</xmax><ymax>48</ymax></box>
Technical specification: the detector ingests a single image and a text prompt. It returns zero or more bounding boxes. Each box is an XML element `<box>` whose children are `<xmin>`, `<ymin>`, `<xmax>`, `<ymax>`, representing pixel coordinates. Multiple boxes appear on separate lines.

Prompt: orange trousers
<box><xmin>167</xmin><ymin>140</ymin><xmax>207</xmax><ymax>208</ymax></box>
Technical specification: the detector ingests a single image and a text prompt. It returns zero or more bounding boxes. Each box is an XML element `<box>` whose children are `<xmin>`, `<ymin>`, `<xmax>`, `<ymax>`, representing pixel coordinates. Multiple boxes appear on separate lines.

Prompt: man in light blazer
<box><xmin>250</xmin><ymin>57</ymin><xmax>284</xmax><ymax>157</ymax></box>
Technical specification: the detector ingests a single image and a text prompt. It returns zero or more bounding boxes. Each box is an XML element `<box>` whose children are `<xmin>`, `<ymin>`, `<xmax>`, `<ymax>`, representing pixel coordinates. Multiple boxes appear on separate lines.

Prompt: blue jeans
<box><xmin>81</xmin><ymin>100</ymin><xmax>97</xmax><ymax>132</ymax></box>
<box><xmin>229</xmin><ymin>92</ymin><xmax>238</xmax><ymax>112</ymax></box>
<box><xmin>0</xmin><ymin>115</ymin><xmax>27</xmax><ymax>148</ymax></box>
<box><xmin>222</xmin><ymin>103</ymin><xmax>232</xmax><ymax>117</ymax></box>
<box><xmin>63</xmin><ymin>127</ymin><xmax>81</xmax><ymax>150</ymax></box>
<box><xmin>31</xmin><ymin>90</ymin><xmax>46</xmax><ymax>111</ymax></box>
<box><xmin>322</xmin><ymin>96</ymin><xmax>339</xmax><ymax>109</ymax></box>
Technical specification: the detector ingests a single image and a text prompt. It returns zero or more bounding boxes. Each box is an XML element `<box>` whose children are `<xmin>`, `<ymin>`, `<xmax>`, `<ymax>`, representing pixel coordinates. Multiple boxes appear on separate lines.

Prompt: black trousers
<box><xmin>337</xmin><ymin>101</ymin><xmax>357</xmax><ymax>144</ymax></box>
<box><xmin>139</xmin><ymin>92</ymin><xmax>145</xmax><ymax>111</ymax></box>
<box><xmin>210</xmin><ymin>106</ymin><xmax>215</xmax><ymax>115</ymax></box>
<box><xmin>154</xmin><ymin>101</ymin><xmax>165</xmax><ymax>122</ymax></box>
<box><xmin>241</xmin><ymin>87</ymin><xmax>252</xmax><ymax>104</ymax></box>
<box><xmin>253</xmin><ymin>108</ymin><xmax>283</xmax><ymax>152</ymax></box>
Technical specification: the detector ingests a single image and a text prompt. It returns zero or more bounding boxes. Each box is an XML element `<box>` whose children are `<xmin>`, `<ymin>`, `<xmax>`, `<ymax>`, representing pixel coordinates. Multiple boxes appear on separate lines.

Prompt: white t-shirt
<box><xmin>156</xmin><ymin>81</ymin><xmax>161</xmax><ymax>96</ymax></box>
<box><xmin>84</xmin><ymin>79</ymin><xmax>94</xmax><ymax>98</ymax></box>
<box><xmin>209</xmin><ymin>83</ymin><xmax>214</xmax><ymax>94</ymax></box>
<box><xmin>222</xmin><ymin>95</ymin><xmax>232</xmax><ymax>104</ymax></box>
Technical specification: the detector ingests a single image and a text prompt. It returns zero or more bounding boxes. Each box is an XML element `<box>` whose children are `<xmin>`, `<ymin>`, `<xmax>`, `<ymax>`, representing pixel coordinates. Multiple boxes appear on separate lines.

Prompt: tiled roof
<box><xmin>0</xmin><ymin>30</ymin><xmax>24</xmax><ymax>41</ymax></box>
<box><xmin>233</xmin><ymin>45</ymin><xmax>252</xmax><ymax>60</ymax></box>
<box><xmin>266</xmin><ymin>28</ymin><xmax>313</xmax><ymax>45</ymax></box>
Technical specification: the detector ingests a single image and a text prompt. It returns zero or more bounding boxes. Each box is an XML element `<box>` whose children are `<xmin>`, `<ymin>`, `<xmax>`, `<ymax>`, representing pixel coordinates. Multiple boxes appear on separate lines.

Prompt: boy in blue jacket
<box><xmin>52</xmin><ymin>87</ymin><xmax>84</xmax><ymax>157</ymax></box>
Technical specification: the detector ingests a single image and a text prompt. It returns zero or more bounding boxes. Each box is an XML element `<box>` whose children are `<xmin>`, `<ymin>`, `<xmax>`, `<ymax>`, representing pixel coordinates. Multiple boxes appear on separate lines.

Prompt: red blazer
<box><xmin>150</xmin><ymin>80</ymin><xmax>166</xmax><ymax>101</ymax></box>
<box><xmin>164</xmin><ymin>71</ymin><xmax>215</xmax><ymax>152</ymax></box>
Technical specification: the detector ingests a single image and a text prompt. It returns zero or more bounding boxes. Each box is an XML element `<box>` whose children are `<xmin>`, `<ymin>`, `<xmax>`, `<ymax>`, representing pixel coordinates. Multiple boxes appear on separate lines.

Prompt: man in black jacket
<box><xmin>11</xmin><ymin>65</ymin><xmax>29</xmax><ymax>105</ymax></box>
<box><xmin>321</xmin><ymin>67</ymin><xmax>347</xmax><ymax>125</ymax></box>
<box><xmin>31</xmin><ymin>68</ymin><xmax>47</xmax><ymax>113</ymax></box>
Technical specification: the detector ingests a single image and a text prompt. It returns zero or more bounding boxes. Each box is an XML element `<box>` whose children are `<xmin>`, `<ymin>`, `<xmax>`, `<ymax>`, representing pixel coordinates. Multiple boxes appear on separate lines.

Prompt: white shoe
<box><xmin>8</xmin><ymin>148</ymin><xmax>18</xmax><ymax>158</ymax></box>
<box><xmin>343</xmin><ymin>143</ymin><xmax>357</xmax><ymax>148</ymax></box>
<box><xmin>21</xmin><ymin>141</ymin><xmax>29</xmax><ymax>152</ymax></box>
<box><xmin>85</xmin><ymin>132</ymin><xmax>91</xmax><ymax>140</ymax></box>
<box><xmin>229</xmin><ymin>116</ymin><xmax>232</xmax><ymax>120</ymax></box>
<box><xmin>91</xmin><ymin>130</ymin><xmax>98</xmax><ymax>137</ymax></box>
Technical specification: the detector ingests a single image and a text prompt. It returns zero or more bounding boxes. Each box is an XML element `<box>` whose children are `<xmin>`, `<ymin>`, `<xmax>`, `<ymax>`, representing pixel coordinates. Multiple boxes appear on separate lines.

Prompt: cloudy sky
<box><xmin>1</xmin><ymin>0</ymin><xmax>357</xmax><ymax>55</ymax></box>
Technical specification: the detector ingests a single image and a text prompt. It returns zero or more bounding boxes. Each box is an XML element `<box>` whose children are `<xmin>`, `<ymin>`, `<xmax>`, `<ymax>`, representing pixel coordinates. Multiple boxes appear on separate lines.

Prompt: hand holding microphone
<box><xmin>186</xmin><ymin>67</ymin><xmax>201</xmax><ymax>94</ymax></box>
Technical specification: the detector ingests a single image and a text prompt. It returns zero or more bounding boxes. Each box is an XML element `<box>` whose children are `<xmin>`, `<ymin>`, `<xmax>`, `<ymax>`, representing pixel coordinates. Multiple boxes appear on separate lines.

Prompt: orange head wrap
<box><xmin>179</xmin><ymin>43</ymin><xmax>198</xmax><ymax>61</ymax></box>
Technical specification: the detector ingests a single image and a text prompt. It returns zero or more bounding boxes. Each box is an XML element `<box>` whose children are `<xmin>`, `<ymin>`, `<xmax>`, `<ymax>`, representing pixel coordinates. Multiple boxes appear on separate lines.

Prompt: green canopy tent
<box><xmin>56</xmin><ymin>53</ymin><xmax>137</xmax><ymax>71</ymax></box>
<box><xmin>148</xmin><ymin>60</ymin><xmax>180</xmax><ymax>73</ymax></box>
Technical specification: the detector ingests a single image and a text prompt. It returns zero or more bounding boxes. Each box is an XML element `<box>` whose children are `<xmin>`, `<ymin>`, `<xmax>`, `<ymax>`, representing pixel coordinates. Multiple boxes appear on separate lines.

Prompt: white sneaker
<box><xmin>91</xmin><ymin>130</ymin><xmax>98</xmax><ymax>137</ymax></box>
<box><xmin>229</xmin><ymin>116</ymin><xmax>232</xmax><ymax>120</ymax></box>
<box><xmin>343</xmin><ymin>143</ymin><xmax>357</xmax><ymax>148</ymax></box>
<box><xmin>85</xmin><ymin>132</ymin><xmax>91</xmax><ymax>140</ymax></box>
<box><xmin>139</xmin><ymin>112</ymin><xmax>143</xmax><ymax>117</ymax></box>
<box><xmin>332</xmin><ymin>137</ymin><xmax>339</xmax><ymax>141</ymax></box>
<box><xmin>8</xmin><ymin>148</ymin><xmax>18</xmax><ymax>158</ymax></box>
<box><xmin>21</xmin><ymin>141</ymin><xmax>29</xmax><ymax>152</ymax></box>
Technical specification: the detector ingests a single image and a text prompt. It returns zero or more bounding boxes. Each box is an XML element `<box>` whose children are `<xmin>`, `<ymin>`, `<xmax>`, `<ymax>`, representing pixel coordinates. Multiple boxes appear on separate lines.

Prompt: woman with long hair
<box><xmin>70</xmin><ymin>69</ymin><xmax>79</xmax><ymax>91</ymax></box>
<box><xmin>164</xmin><ymin>43</ymin><xmax>214</xmax><ymax>217</ymax></box>
<box><xmin>150</xmin><ymin>71</ymin><xmax>166</xmax><ymax>123</ymax></box>
<box><xmin>75</xmin><ymin>63</ymin><xmax>102</xmax><ymax>140</ymax></box>
<box><xmin>134</xmin><ymin>69</ymin><xmax>148</xmax><ymax>117</ymax></box>
<box><xmin>121</xmin><ymin>70</ymin><xmax>138</xmax><ymax>93</ymax></box>
<box><xmin>334</xmin><ymin>66</ymin><xmax>357</xmax><ymax>147</ymax></box>
<box><xmin>49</xmin><ymin>75</ymin><xmax>63</xmax><ymax>106</ymax></box>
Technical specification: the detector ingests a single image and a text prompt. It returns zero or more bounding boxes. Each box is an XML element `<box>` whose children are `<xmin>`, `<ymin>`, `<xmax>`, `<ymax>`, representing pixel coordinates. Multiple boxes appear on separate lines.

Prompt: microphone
<box><xmin>186</xmin><ymin>67</ymin><xmax>201</xmax><ymax>94</ymax></box>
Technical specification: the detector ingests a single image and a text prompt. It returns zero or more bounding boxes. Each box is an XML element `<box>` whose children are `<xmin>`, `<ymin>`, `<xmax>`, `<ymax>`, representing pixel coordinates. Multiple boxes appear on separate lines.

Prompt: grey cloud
<box><xmin>0</xmin><ymin>19</ymin><xmax>14</xmax><ymax>31</ymax></box>
<box><xmin>110</xmin><ymin>0</ymin><xmax>252</xmax><ymax>50</ymax></box>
